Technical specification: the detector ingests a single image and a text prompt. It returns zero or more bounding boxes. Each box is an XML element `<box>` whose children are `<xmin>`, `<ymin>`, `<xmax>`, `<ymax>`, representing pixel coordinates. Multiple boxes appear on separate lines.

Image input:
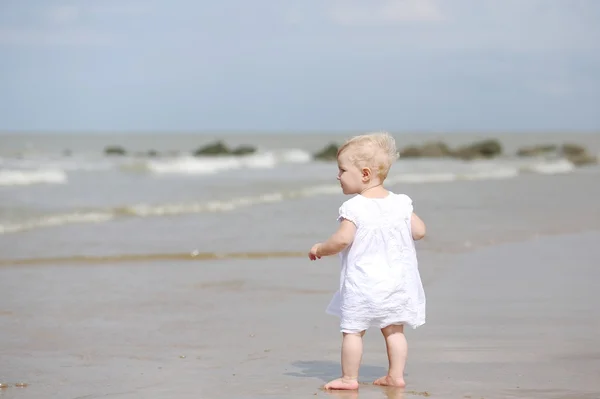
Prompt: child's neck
<box><xmin>360</xmin><ymin>183</ymin><xmax>388</xmax><ymax>198</ymax></box>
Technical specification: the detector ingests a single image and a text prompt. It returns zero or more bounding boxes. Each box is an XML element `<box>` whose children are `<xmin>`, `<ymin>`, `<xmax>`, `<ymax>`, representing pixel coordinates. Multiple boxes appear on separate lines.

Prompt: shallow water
<box><xmin>1</xmin><ymin>132</ymin><xmax>599</xmax><ymax>261</ymax></box>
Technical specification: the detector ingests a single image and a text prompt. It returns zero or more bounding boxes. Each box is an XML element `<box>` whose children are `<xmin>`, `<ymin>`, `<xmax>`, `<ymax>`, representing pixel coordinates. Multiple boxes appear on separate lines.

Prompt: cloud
<box><xmin>327</xmin><ymin>0</ymin><xmax>445</xmax><ymax>26</ymax></box>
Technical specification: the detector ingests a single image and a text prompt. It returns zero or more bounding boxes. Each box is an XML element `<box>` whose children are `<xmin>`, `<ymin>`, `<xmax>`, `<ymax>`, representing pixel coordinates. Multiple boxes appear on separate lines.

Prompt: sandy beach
<box><xmin>2</xmin><ymin>230</ymin><xmax>599</xmax><ymax>399</ymax></box>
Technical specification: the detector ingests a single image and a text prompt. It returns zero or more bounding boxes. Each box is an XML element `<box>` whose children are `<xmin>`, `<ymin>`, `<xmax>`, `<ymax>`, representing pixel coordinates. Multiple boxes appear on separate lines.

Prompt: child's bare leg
<box><xmin>324</xmin><ymin>330</ymin><xmax>365</xmax><ymax>390</ymax></box>
<box><xmin>374</xmin><ymin>324</ymin><xmax>407</xmax><ymax>387</ymax></box>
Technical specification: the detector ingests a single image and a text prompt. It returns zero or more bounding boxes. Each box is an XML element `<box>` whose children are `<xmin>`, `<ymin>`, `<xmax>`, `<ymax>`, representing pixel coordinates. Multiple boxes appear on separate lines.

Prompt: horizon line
<box><xmin>1</xmin><ymin>129</ymin><xmax>600</xmax><ymax>135</ymax></box>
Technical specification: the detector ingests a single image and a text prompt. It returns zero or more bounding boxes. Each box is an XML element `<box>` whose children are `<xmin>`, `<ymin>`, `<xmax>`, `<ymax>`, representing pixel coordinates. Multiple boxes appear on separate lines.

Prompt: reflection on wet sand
<box><xmin>322</xmin><ymin>386</ymin><xmax>428</xmax><ymax>399</ymax></box>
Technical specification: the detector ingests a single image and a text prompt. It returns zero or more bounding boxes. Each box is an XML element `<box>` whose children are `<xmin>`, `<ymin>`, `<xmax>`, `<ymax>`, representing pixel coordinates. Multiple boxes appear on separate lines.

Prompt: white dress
<box><xmin>326</xmin><ymin>192</ymin><xmax>426</xmax><ymax>333</ymax></box>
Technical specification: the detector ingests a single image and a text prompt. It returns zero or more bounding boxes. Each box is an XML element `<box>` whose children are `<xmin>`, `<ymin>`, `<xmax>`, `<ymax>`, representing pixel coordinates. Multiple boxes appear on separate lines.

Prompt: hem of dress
<box><xmin>336</xmin><ymin>318</ymin><xmax>426</xmax><ymax>333</ymax></box>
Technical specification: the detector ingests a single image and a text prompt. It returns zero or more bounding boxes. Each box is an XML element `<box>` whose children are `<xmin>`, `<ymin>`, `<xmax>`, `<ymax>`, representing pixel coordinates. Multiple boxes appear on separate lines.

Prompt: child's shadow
<box><xmin>285</xmin><ymin>360</ymin><xmax>387</xmax><ymax>382</ymax></box>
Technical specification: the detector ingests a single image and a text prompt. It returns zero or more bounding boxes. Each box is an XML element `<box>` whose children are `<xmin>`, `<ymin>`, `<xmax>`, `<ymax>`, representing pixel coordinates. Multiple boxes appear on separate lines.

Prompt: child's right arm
<box><xmin>411</xmin><ymin>213</ymin><xmax>426</xmax><ymax>240</ymax></box>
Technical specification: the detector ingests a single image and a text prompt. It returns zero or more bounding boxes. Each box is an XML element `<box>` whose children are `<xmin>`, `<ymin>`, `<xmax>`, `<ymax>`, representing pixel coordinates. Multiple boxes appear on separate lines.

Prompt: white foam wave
<box><xmin>122</xmin><ymin>150</ymin><xmax>312</xmax><ymax>176</ymax></box>
<box><xmin>1</xmin><ymin>157</ymin><xmax>112</xmax><ymax>172</ymax></box>
<box><xmin>0</xmin><ymin>212</ymin><xmax>113</xmax><ymax>234</ymax></box>
<box><xmin>386</xmin><ymin>168</ymin><xmax>518</xmax><ymax>185</ymax></box>
<box><xmin>520</xmin><ymin>159</ymin><xmax>575</xmax><ymax>175</ymax></box>
<box><xmin>461</xmin><ymin>167</ymin><xmax>520</xmax><ymax>181</ymax></box>
<box><xmin>124</xmin><ymin>154</ymin><xmax>273</xmax><ymax>176</ymax></box>
<box><xmin>279</xmin><ymin>149</ymin><xmax>312</xmax><ymax>163</ymax></box>
<box><xmin>0</xmin><ymin>192</ymin><xmax>292</xmax><ymax>235</ymax></box>
<box><xmin>0</xmin><ymin>181</ymin><xmax>350</xmax><ymax>235</ymax></box>
<box><xmin>122</xmin><ymin>193</ymin><xmax>285</xmax><ymax>217</ymax></box>
<box><xmin>146</xmin><ymin>156</ymin><xmax>244</xmax><ymax>175</ymax></box>
<box><xmin>388</xmin><ymin>158</ymin><xmax>578</xmax><ymax>184</ymax></box>
<box><xmin>0</xmin><ymin>169</ymin><xmax>68</xmax><ymax>186</ymax></box>
<box><xmin>0</xmin><ymin>157</ymin><xmax>582</xmax><ymax>234</ymax></box>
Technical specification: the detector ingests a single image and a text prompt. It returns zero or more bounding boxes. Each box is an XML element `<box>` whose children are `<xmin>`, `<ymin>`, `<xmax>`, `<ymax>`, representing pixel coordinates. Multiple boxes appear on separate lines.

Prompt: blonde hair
<box><xmin>337</xmin><ymin>131</ymin><xmax>398</xmax><ymax>180</ymax></box>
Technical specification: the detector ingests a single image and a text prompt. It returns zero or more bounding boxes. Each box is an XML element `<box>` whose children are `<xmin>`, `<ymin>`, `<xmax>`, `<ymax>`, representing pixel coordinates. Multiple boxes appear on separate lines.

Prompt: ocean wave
<box><xmin>387</xmin><ymin>165</ymin><xmax>518</xmax><ymax>184</ymax></box>
<box><xmin>0</xmin><ymin>190</ymin><xmax>300</xmax><ymax>234</ymax></box>
<box><xmin>519</xmin><ymin>159</ymin><xmax>575</xmax><ymax>175</ymax></box>
<box><xmin>0</xmin><ymin>156</ymin><xmax>113</xmax><ymax>172</ymax></box>
<box><xmin>461</xmin><ymin>167</ymin><xmax>520</xmax><ymax>181</ymax></box>
<box><xmin>0</xmin><ymin>167</ymin><xmax>517</xmax><ymax>234</ymax></box>
<box><xmin>0</xmin><ymin>212</ymin><xmax>113</xmax><ymax>234</ymax></box>
<box><xmin>120</xmin><ymin>150</ymin><xmax>313</xmax><ymax>176</ymax></box>
<box><xmin>0</xmin><ymin>157</ymin><xmax>581</xmax><ymax>234</ymax></box>
<box><xmin>0</xmin><ymin>149</ymin><xmax>312</xmax><ymax>178</ymax></box>
<box><xmin>0</xmin><ymin>169</ymin><xmax>68</xmax><ymax>186</ymax></box>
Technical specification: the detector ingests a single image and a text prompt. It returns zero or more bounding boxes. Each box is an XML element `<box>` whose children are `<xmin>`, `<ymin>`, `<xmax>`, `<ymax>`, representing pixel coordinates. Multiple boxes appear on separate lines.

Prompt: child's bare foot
<box><xmin>373</xmin><ymin>375</ymin><xmax>406</xmax><ymax>388</ymax></box>
<box><xmin>324</xmin><ymin>377</ymin><xmax>359</xmax><ymax>390</ymax></box>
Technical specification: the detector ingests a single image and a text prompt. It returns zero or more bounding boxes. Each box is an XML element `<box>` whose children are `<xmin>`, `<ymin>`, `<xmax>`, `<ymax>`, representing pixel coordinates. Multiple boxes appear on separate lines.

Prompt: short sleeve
<box><xmin>337</xmin><ymin>200</ymin><xmax>359</xmax><ymax>227</ymax></box>
<box><xmin>395</xmin><ymin>194</ymin><xmax>414</xmax><ymax>219</ymax></box>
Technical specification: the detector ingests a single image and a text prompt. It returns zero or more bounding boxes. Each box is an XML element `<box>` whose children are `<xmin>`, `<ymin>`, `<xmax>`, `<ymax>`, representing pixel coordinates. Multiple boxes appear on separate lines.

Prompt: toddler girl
<box><xmin>308</xmin><ymin>132</ymin><xmax>427</xmax><ymax>391</ymax></box>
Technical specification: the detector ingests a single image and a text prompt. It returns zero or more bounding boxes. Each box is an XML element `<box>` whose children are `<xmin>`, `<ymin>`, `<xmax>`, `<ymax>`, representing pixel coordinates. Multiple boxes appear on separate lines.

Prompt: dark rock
<box><xmin>104</xmin><ymin>146</ymin><xmax>126</xmax><ymax>156</ymax></box>
<box><xmin>147</xmin><ymin>150</ymin><xmax>159</xmax><ymax>157</ymax></box>
<box><xmin>193</xmin><ymin>141</ymin><xmax>257</xmax><ymax>157</ymax></box>
<box><xmin>399</xmin><ymin>141</ymin><xmax>452</xmax><ymax>158</ymax></box>
<box><xmin>516</xmin><ymin>142</ymin><xmax>596</xmax><ymax>166</ymax></box>
<box><xmin>561</xmin><ymin>143</ymin><xmax>597</xmax><ymax>166</ymax></box>
<box><xmin>453</xmin><ymin>139</ymin><xmax>502</xmax><ymax>160</ymax></box>
<box><xmin>398</xmin><ymin>140</ymin><xmax>501</xmax><ymax>160</ymax></box>
<box><xmin>516</xmin><ymin>144</ymin><xmax>558</xmax><ymax>157</ymax></box>
<box><xmin>561</xmin><ymin>143</ymin><xmax>587</xmax><ymax>156</ymax></box>
<box><xmin>194</xmin><ymin>141</ymin><xmax>230</xmax><ymax>156</ymax></box>
<box><xmin>231</xmin><ymin>145</ymin><xmax>256</xmax><ymax>156</ymax></box>
<box><xmin>313</xmin><ymin>143</ymin><xmax>339</xmax><ymax>161</ymax></box>
<box><xmin>398</xmin><ymin>146</ymin><xmax>421</xmax><ymax>158</ymax></box>
<box><xmin>567</xmin><ymin>153</ymin><xmax>597</xmax><ymax>166</ymax></box>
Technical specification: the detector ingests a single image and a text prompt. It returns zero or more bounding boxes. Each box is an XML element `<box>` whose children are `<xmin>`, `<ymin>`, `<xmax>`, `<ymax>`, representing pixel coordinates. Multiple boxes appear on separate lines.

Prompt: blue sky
<box><xmin>1</xmin><ymin>0</ymin><xmax>599</xmax><ymax>132</ymax></box>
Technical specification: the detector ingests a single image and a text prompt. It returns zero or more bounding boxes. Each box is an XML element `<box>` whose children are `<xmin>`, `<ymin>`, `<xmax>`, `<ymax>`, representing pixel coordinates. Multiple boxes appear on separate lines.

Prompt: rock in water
<box><xmin>516</xmin><ymin>144</ymin><xmax>558</xmax><ymax>157</ymax></box>
<box><xmin>453</xmin><ymin>139</ymin><xmax>502</xmax><ymax>160</ymax></box>
<box><xmin>104</xmin><ymin>146</ymin><xmax>127</xmax><ymax>156</ymax></box>
<box><xmin>562</xmin><ymin>143</ymin><xmax>587</xmax><ymax>156</ymax></box>
<box><xmin>399</xmin><ymin>141</ymin><xmax>452</xmax><ymax>158</ymax></box>
<box><xmin>313</xmin><ymin>143</ymin><xmax>339</xmax><ymax>161</ymax></box>
<box><xmin>561</xmin><ymin>143</ymin><xmax>597</xmax><ymax>166</ymax></box>
<box><xmin>231</xmin><ymin>145</ymin><xmax>256</xmax><ymax>156</ymax></box>
<box><xmin>193</xmin><ymin>141</ymin><xmax>256</xmax><ymax>156</ymax></box>
<box><xmin>515</xmin><ymin>142</ymin><xmax>596</xmax><ymax>166</ymax></box>
<box><xmin>193</xmin><ymin>141</ymin><xmax>230</xmax><ymax>156</ymax></box>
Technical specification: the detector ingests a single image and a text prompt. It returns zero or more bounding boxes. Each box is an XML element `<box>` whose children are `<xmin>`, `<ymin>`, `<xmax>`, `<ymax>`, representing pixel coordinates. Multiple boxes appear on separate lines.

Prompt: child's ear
<box><xmin>361</xmin><ymin>167</ymin><xmax>371</xmax><ymax>181</ymax></box>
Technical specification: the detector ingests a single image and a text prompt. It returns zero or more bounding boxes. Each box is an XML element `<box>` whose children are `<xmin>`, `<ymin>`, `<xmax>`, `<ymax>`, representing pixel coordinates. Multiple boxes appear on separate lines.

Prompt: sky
<box><xmin>0</xmin><ymin>0</ymin><xmax>599</xmax><ymax>133</ymax></box>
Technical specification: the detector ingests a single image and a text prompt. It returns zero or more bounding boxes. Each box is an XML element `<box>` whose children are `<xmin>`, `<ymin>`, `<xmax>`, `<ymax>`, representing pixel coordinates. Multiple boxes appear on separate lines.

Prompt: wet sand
<box><xmin>1</xmin><ymin>232</ymin><xmax>600</xmax><ymax>399</ymax></box>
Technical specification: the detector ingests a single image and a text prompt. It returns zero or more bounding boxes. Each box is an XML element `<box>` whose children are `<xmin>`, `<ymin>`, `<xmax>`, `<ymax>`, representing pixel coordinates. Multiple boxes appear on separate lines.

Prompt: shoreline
<box><xmin>1</xmin><ymin>223</ymin><xmax>599</xmax><ymax>267</ymax></box>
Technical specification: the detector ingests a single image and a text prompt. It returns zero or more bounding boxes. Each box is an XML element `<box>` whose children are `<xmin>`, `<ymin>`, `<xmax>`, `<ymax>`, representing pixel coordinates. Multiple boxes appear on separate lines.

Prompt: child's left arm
<box><xmin>309</xmin><ymin>219</ymin><xmax>357</xmax><ymax>260</ymax></box>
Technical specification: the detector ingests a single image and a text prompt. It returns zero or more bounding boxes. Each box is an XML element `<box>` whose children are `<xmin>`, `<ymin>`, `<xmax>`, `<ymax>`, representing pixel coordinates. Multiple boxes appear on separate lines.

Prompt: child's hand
<box><xmin>308</xmin><ymin>243</ymin><xmax>322</xmax><ymax>261</ymax></box>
